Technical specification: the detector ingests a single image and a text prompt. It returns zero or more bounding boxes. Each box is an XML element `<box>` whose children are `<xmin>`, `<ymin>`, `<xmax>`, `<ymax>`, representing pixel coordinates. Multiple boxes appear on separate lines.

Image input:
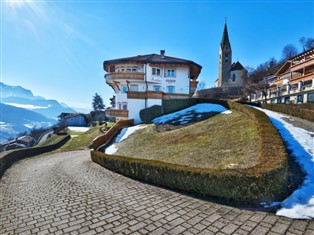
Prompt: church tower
<box><xmin>217</xmin><ymin>22</ymin><xmax>232</xmax><ymax>87</ymax></box>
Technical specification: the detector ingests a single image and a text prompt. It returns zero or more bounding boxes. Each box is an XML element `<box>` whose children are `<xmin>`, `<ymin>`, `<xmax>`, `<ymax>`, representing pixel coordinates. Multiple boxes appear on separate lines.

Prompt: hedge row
<box><xmin>0</xmin><ymin>135</ymin><xmax>70</xmax><ymax>178</ymax></box>
<box><xmin>139</xmin><ymin>105</ymin><xmax>163</xmax><ymax>123</ymax></box>
<box><xmin>92</xmin><ymin>100</ymin><xmax>288</xmax><ymax>203</ymax></box>
<box><xmin>261</xmin><ymin>103</ymin><xmax>314</xmax><ymax>122</ymax></box>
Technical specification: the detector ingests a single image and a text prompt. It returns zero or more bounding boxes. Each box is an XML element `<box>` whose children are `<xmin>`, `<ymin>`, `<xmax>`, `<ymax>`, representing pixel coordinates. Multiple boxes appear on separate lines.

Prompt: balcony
<box><xmin>105</xmin><ymin>72</ymin><xmax>145</xmax><ymax>83</ymax></box>
<box><xmin>291</xmin><ymin>57</ymin><xmax>314</xmax><ymax>72</ymax></box>
<box><xmin>127</xmin><ymin>91</ymin><xmax>163</xmax><ymax>99</ymax></box>
<box><xmin>106</xmin><ymin>109</ymin><xmax>128</xmax><ymax>118</ymax></box>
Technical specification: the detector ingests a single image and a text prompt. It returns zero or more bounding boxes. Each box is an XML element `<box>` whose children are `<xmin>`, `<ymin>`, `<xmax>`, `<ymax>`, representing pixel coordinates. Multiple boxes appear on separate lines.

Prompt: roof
<box><xmin>103</xmin><ymin>51</ymin><xmax>202</xmax><ymax>79</ymax></box>
<box><xmin>275</xmin><ymin>47</ymin><xmax>314</xmax><ymax>76</ymax></box>
<box><xmin>220</xmin><ymin>23</ymin><xmax>231</xmax><ymax>49</ymax></box>
<box><xmin>230</xmin><ymin>61</ymin><xmax>245</xmax><ymax>71</ymax></box>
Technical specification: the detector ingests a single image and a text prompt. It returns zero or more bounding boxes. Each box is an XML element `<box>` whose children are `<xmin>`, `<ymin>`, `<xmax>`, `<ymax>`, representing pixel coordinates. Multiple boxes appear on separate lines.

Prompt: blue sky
<box><xmin>1</xmin><ymin>0</ymin><xmax>313</xmax><ymax>110</ymax></box>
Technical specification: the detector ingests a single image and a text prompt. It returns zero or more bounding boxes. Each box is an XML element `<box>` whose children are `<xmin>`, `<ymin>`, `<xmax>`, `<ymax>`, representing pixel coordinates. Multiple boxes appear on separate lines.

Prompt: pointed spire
<box><xmin>220</xmin><ymin>21</ymin><xmax>231</xmax><ymax>49</ymax></box>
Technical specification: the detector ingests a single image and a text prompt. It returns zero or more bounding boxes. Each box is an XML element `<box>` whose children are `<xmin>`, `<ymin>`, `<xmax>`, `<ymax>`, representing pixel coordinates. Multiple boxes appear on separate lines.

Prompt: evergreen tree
<box><xmin>92</xmin><ymin>93</ymin><xmax>105</xmax><ymax>111</ymax></box>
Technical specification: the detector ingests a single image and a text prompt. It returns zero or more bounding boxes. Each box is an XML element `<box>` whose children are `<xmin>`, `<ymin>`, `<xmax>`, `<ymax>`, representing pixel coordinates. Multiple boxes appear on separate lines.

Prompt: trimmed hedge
<box><xmin>261</xmin><ymin>104</ymin><xmax>314</xmax><ymax>122</ymax></box>
<box><xmin>162</xmin><ymin>99</ymin><xmax>197</xmax><ymax>114</ymax></box>
<box><xmin>0</xmin><ymin>135</ymin><xmax>70</xmax><ymax>178</ymax></box>
<box><xmin>92</xmin><ymin>100</ymin><xmax>288</xmax><ymax>203</ymax></box>
<box><xmin>139</xmin><ymin>105</ymin><xmax>163</xmax><ymax>123</ymax></box>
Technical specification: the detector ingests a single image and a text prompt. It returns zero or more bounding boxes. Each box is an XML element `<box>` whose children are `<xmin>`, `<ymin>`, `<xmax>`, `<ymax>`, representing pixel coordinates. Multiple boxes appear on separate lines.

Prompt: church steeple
<box><xmin>220</xmin><ymin>22</ymin><xmax>231</xmax><ymax>50</ymax></box>
<box><xmin>217</xmin><ymin>21</ymin><xmax>232</xmax><ymax>87</ymax></box>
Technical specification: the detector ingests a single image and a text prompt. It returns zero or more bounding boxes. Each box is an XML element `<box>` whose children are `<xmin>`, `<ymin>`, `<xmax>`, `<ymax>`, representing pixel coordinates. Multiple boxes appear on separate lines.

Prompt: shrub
<box><xmin>91</xmin><ymin>100</ymin><xmax>288</xmax><ymax>203</ymax></box>
<box><xmin>261</xmin><ymin>104</ymin><xmax>314</xmax><ymax>122</ymax></box>
<box><xmin>162</xmin><ymin>99</ymin><xmax>197</xmax><ymax>114</ymax></box>
<box><xmin>139</xmin><ymin>105</ymin><xmax>163</xmax><ymax>123</ymax></box>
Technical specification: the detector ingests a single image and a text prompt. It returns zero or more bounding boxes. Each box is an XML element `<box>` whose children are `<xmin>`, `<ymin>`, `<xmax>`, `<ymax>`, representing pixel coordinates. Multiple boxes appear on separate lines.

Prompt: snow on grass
<box><xmin>68</xmin><ymin>126</ymin><xmax>90</xmax><ymax>132</ymax></box>
<box><xmin>105</xmin><ymin>125</ymin><xmax>146</xmax><ymax>155</ymax></box>
<box><xmin>255</xmin><ymin>107</ymin><xmax>314</xmax><ymax>219</ymax></box>
<box><xmin>152</xmin><ymin>103</ymin><xmax>229</xmax><ymax>124</ymax></box>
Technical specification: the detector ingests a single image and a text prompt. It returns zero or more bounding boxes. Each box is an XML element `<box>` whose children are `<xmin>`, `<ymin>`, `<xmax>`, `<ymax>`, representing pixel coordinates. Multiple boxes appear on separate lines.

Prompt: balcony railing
<box><xmin>106</xmin><ymin>109</ymin><xmax>128</xmax><ymax>118</ymax></box>
<box><xmin>127</xmin><ymin>91</ymin><xmax>163</xmax><ymax>99</ymax></box>
<box><xmin>105</xmin><ymin>72</ymin><xmax>145</xmax><ymax>82</ymax></box>
<box><xmin>291</xmin><ymin>58</ymin><xmax>314</xmax><ymax>72</ymax></box>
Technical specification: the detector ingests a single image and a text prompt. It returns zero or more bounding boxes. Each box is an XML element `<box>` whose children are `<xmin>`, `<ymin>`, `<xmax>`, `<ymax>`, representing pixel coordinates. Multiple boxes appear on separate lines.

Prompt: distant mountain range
<box><xmin>0</xmin><ymin>103</ymin><xmax>55</xmax><ymax>142</ymax></box>
<box><xmin>0</xmin><ymin>82</ymin><xmax>84</xmax><ymax>142</ymax></box>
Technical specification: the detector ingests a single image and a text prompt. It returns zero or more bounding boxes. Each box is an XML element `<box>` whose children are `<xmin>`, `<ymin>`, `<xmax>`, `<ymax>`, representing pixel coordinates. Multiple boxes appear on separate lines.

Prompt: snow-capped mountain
<box><xmin>1</xmin><ymin>82</ymin><xmax>77</xmax><ymax>120</ymax></box>
<box><xmin>0</xmin><ymin>82</ymin><xmax>81</xmax><ymax>142</ymax></box>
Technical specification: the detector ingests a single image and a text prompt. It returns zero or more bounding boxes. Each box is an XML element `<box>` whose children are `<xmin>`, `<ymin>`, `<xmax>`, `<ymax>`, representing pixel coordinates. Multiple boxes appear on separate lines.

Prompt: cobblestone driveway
<box><xmin>0</xmin><ymin>151</ymin><xmax>313</xmax><ymax>235</ymax></box>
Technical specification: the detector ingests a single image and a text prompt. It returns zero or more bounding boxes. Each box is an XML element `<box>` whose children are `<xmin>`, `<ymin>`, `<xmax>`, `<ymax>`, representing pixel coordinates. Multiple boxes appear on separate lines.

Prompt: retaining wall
<box><xmin>92</xmin><ymin>119</ymin><xmax>134</xmax><ymax>150</ymax></box>
<box><xmin>0</xmin><ymin>135</ymin><xmax>70</xmax><ymax>178</ymax></box>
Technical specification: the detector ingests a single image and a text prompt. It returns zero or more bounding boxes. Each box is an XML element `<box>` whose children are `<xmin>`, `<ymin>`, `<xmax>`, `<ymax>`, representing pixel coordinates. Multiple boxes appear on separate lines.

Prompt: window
<box><xmin>232</xmin><ymin>74</ymin><xmax>236</xmax><ymax>82</ymax></box>
<box><xmin>308</xmin><ymin>92</ymin><xmax>314</xmax><ymax>102</ymax></box>
<box><xmin>167</xmin><ymin>86</ymin><xmax>175</xmax><ymax>93</ymax></box>
<box><xmin>122</xmin><ymin>104</ymin><xmax>127</xmax><ymax>110</ymax></box>
<box><xmin>122</xmin><ymin>85</ymin><xmax>128</xmax><ymax>93</ymax></box>
<box><xmin>297</xmin><ymin>95</ymin><xmax>303</xmax><ymax>103</ymax></box>
<box><xmin>225</xmin><ymin>53</ymin><xmax>228</xmax><ymax>57</ymax></box>
<box><xmin>166</xmin><ymin>69</ymin><xmax>176</xmax><ymax>77</ymax></box>
<box><xmin>130</xmin><ymin>85</ymin><xmax>138</xmax><ymax>92</ymax></box>
<box><xmin>152</xmin><ymin>68</ymin><xmax>161</xmax><ymax>76</ymax></box>
<box><xmin>277</xmin><ymin>98</ymin><xmax>282</xmax><ymax>104</ymax></box>
<box><xmin>132</xmin><ymin>68</ymin><xmax>137</xmax><ymax>72</ymax></box>
<box><xmin>153</xmin><ymin>86</ymin><xmax>161</xmax><ymax>92</ymax></box>
<box><xmin>284</xmin><ymin>97</ymin><xmax>290</xmax><ymax>104</ymax></box>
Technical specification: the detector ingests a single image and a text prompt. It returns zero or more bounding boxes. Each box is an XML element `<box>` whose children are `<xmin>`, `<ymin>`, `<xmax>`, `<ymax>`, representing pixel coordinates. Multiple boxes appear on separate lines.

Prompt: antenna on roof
<box><xmin>225</xmin><ymin>17</ymin><xmax>227</xmax><ymax>24</ymax></box>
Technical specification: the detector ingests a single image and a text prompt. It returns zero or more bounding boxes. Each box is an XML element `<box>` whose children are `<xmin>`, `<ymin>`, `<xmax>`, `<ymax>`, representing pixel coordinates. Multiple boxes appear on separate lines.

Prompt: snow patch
<box><xmin>255</xmin><ymin>107</ymin><xmax>314</xmax><ymax>219</ymax></box>
<box><xmin>152</xmin><ymin>103</ymin><xmax>229</xmax><ymax>124</ymax></box>
<box><xmin>105</xmin><ymin>125</ymin><xmax>146</xmax><ymax>155</ymax></box>
<box><xmin>68</xmin><ymin>126</ymin><xmax>90</xmax><ymax>132</ymax></box>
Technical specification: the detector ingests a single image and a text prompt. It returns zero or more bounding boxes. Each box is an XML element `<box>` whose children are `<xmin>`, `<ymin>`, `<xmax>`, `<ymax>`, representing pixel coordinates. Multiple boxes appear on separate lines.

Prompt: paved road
<box><xmin>0</xmin><ymin>151</ymin><xmax>313</xmax><ymax>235</ymax></box>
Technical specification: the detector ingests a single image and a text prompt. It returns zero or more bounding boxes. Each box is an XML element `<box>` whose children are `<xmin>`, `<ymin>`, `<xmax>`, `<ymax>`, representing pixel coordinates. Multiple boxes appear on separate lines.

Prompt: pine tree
<box><xmin>92</xmin><ymin>93</ymin><xmax>105</xmax><ymax>111</ymax></box>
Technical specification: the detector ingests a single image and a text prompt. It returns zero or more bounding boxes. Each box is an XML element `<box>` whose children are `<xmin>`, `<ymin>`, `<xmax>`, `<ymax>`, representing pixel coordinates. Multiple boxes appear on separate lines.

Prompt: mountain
<box><xmin>0</xmin><ymin>103</ymin><xmax>56</xmax><ymax>142</ymax></box>
<box><xmin>0</xmin><ymin>82</ymin><xmax>77</xmax><ymax>120</ymax></box>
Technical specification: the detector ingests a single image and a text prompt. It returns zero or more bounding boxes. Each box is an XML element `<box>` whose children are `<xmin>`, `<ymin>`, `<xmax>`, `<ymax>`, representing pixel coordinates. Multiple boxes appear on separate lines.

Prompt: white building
<box><xmin>103</xmin><ymin>50</ymin><xmax>202</xmax><ymax>123</ymax></box>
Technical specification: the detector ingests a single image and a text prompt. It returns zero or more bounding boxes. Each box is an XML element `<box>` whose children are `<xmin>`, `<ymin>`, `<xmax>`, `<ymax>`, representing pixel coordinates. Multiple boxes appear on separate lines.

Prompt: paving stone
<box><xmin>0</xmin><ymin>150</ymin><xmax>312</xmax><ymax>235</ymax></box>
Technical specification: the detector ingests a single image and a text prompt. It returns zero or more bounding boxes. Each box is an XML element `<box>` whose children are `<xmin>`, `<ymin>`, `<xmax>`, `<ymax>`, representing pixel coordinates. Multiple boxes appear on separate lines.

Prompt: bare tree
<box><xmin>282</xmin><ymin>44</ymin><xmax>298</xmax><ymax>60</ymax></box>
<box><xmin>299</xmin><ymin>37</ymin><xmax>314</xmax><ymax>51</ymax></box>
<box><xmin>197</xmin><ymin>81</ymin><xmax>206</xmax><ymax>90</ymax></box>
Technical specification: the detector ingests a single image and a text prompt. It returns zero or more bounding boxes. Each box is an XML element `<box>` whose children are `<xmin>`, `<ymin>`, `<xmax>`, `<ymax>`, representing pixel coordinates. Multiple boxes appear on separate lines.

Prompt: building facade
<box><xmin>251</xmin><ymin>48</ymin><xmax>314</xmax><ymax>104</ymax></box>
<box><xmin>104</xmin><ymin>50</ymin><xmax>202</xmax><ymax>123</ymax></box>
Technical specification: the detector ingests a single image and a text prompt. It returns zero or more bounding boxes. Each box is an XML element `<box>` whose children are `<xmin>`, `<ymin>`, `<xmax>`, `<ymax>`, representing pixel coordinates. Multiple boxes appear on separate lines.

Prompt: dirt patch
<box><xmin>281</xmin><ymin>116</ymin><xmax>314</xmax><ymax>133</ymax></box>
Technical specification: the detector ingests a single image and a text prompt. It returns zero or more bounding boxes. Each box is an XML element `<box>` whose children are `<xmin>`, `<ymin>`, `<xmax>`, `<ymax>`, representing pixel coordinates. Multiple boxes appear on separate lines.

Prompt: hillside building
<box><xmin>251</xmin><ymin>47</ymin><xmax>314</xmax><ymax>103</ymax></box>
<box><xmin>104</xmin><ymin>50</ymin><xmax>202</xmax><ymax>123</ymax></box>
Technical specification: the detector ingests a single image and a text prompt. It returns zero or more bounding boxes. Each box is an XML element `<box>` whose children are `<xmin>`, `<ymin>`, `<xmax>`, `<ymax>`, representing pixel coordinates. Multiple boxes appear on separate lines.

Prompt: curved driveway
<box><xmin>0</xmin><ymin>151</ymin><xmax>313</xmax><ymax>235</ymax></box>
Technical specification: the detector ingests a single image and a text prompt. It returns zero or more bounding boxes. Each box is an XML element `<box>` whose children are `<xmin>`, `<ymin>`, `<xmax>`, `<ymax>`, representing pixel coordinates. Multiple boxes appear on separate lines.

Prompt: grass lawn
<box><xmin>39</xmin><ymin>122</ymin><xmax>115</xmax><ymax>152</ymax></box>
<box><xmin>114</xmin><ymin>111</ymin><xmax>261</xmax><ymax>169</ymax></box>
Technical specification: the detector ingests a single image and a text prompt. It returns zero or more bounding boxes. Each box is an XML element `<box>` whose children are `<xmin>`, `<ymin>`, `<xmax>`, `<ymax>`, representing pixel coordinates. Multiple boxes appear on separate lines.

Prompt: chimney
<box><xmin>160</xmin><ymin>50</ymin><xmax>165</xmax><ymax>59</ymax></box>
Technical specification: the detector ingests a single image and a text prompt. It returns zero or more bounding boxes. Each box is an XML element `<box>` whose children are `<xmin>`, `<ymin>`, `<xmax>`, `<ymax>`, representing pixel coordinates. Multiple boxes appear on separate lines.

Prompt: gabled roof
<box><xmin>104</xmin><ymin>53</ymin><xmax>201</xmax><ymax>69</ymax></box>
<box><xmin>103</xmin><ymin>51</ymin><xmax>202</xmax><ymax>79</ymax></box>
<box><xmin>275</xmin><ymin>61</ymin><xmax>291</xmax><ymax>76</ymax></box>
<box><xmin>230</xmin><ymin>61</ymin><xmax>245</xmax><ymax>71</ymax></box>
<box><xmin>220</xmin><ymin>23</ymin><xmax>231</xmax><ymax>49</ymax></box>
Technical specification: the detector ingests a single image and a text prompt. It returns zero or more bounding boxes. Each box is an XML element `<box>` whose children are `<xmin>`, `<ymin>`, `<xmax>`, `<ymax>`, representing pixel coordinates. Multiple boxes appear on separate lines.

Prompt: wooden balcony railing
<box><xmin>127</xmin><ymin>91</ymin><xmax>164</xmax><ymax>99</ymax></box>
<box><xmin>105</xmin><ymin>72</ymin><xmax>145</xmax><ymax>82</ymax></box>
<box><xmin>291</xmin><ymin>58</ymin><xmax>314</xmax><ymax>72</ymax></box>
<box><xmin>106</xmin><ymin>109</ymin><xmax>128</xmax><ymax>118</ymax></box>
